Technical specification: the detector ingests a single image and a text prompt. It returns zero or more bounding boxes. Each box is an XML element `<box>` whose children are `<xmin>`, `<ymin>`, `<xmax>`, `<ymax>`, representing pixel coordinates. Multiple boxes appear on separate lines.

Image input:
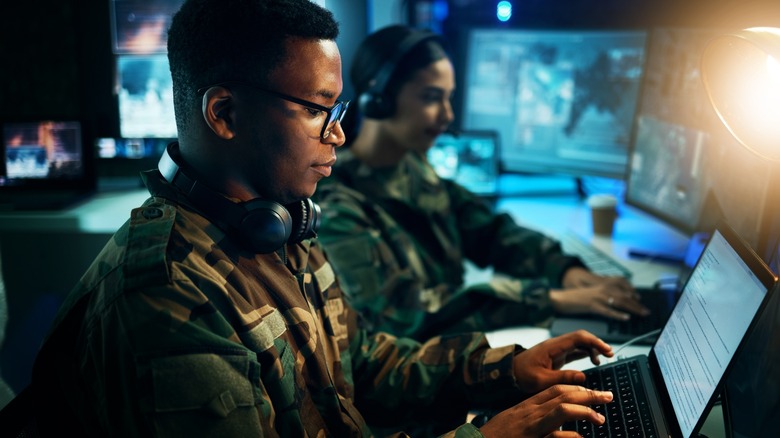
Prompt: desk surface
<box><xmin>0</xmin><ymin>189</ymin><xmax>149</xmax><ymax>234</ymax></box>
<box><xmin>495</xmin><ymin>193</ymin><xmax>691</xmax><ymax>288</ymax></box>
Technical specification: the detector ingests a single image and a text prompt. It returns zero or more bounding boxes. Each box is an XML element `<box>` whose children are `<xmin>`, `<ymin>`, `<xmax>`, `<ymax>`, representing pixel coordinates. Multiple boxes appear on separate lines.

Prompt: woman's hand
<box><xmin>552</xmin><ymin>267</ymin><xmax>649</xmax><ymax>320</ymax></box>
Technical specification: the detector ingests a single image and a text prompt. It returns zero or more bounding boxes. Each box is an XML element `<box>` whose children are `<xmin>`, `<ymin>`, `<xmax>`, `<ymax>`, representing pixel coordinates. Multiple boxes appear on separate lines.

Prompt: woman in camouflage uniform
<box><xmin>314</xmin><ymin>25</ymin><xmax>649</xmax><ymax>341</ymax></box>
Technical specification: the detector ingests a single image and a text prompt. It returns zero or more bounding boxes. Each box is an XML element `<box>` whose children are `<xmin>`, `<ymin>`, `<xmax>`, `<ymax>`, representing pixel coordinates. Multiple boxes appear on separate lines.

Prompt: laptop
<box><xmin>550</xmin><ymin>231</ymin><xmax>711</xmax><ymax>344</ymax></box>
<box><xmin>563</xmin><ymin>223</ymin><xmax>777</xmax><ymax>437</ymax></box>
<box><xmin>427</xmin><ymin>129</ymin><xmax>500</xmax><ymax>198</ymax></box>
<box><xmin>0</xmin><ymin>120</ymin><xmax>96</xmax><ymax>210</ymax></box>
<box><xmin>721</xmin><ymin>232</ymin><xmax>780</xmax><ymax>438</ymax></box>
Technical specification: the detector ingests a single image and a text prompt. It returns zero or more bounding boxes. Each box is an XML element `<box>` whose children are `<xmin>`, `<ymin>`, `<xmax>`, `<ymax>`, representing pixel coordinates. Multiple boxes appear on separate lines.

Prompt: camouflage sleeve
<box><xmin>314</xmin><ymin>182</ymin><xmax>418</xmax><ymax>334</ymax></box>
<box><xmin>348</xmin><ymin>325</ymin><xmax>523</xmax><ymax>430</ymax></box>
<box><xmin>445</xmin><ymin>180</ymin><xmax>585</xmax><ymax>288</ymax></box>
<box><xmin>98</xmin><ymin>280</ymin><xmax>274</xmax><ymax>437</ymax></box>
<box><xmin>315</xmin><ymin>180</ymin><xmax>564</xmax><ymax>337</ymax></box>
<box><xmin>411</xmin><ymin>281</ymin><xmax>555</xmax><ymax>339</ymax></box>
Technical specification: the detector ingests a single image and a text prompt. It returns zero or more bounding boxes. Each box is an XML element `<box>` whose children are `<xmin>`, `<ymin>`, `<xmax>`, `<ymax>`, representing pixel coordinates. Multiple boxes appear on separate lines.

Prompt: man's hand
<box><xmin>553</xmin><ymin>267</ymin><xmax>649</xmax><ymax>320</ymax></box>
<box><xmin>512</xmin><ymin>330</ymin><xmax>613</xmax><ymax>394</ymax></box>
<box><xmin>479</xmin><ymin>384</ymin><xmax>613</xmax><ymax>438</ymax></box>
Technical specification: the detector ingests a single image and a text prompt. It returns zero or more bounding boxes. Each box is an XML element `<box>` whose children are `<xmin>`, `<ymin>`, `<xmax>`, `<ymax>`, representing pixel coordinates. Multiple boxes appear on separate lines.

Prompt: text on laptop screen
<box><xmin>653</xmin><ymin>229</ymin><xmax>768</xmax><ymax>437</ymax></box>
<box><xmin>1</xmin><ymin>121</ymin><xmax>85</xmax><ymax>185</ymax></box>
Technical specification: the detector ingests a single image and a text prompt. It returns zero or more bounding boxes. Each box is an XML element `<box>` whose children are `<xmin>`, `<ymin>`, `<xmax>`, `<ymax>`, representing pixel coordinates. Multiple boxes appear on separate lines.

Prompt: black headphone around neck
<box><xmin>357</xmin><ymin>30</ymin><xmax>440</xmax><ymax>119</ymax></box>
<box><xmin>158</xmin><ymin>143</ymin><xmax>320</xmax><ymax>254</ymax></box>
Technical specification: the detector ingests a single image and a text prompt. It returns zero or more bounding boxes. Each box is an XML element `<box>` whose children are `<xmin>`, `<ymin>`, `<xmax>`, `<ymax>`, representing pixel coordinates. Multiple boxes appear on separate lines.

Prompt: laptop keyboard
<box><xmin>559</xmin><ymin>231</ymin><xmax>632</xmax><ymax>278</ymax></box>
<box><xmin>563</xmin><ymin>361</ymin><xmax>658</xmax><ymax>437</ymax></box>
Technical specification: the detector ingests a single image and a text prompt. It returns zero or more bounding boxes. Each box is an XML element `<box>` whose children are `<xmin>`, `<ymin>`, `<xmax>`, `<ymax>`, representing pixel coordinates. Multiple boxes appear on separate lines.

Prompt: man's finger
<box><xmin>536</xmin><ymin>388</ymin><xmax>613</xmax><ymax>432</ymax></box>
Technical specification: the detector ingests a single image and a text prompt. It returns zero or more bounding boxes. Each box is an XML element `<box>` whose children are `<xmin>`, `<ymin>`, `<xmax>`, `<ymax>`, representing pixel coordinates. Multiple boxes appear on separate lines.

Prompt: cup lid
<box><xmin>587</xmin><ymin>194</ymin><xmax>617</xmax><ymax>208</ymax></box>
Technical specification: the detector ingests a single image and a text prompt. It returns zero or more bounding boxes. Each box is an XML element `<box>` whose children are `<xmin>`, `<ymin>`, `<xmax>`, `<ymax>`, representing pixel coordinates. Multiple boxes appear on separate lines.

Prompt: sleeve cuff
<box><xmin>545</xmin><ymin>253</ymin><xmax>587</xmax><ymax>288</ymax></box>
<box><xmin>465</xmin><ymin>343</ymin><xmax>525</xmax><ymax>406</ymax></box>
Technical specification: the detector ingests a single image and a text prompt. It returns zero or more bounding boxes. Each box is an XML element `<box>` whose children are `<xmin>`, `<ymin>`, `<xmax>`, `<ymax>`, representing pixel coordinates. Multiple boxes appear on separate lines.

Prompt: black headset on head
<box><xmin>158</xmin><ymin>143</ymin><xmax>320</xmax><ymax>254</ymax></box>
<box><xmin>357</xmin><ymin>30</ymin><xmax>441</xmax><ymax>119</ymax></box>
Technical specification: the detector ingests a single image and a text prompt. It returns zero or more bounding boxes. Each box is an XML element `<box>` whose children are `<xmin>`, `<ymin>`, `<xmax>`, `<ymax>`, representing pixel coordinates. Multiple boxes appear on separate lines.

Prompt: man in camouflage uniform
<box><xmin>29</xmin><ymin>1</ymin><xmax>615</xmax><ymax>436</ymax></box>
<box><xmin>313</xmin><ymin>25</ymin><xmax>649</xmax><ymax>342</ymax></box>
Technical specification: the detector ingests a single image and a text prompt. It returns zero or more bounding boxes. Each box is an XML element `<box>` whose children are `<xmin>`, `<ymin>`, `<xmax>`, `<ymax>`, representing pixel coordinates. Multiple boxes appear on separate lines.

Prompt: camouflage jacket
<box><xmin>313</xmin><ymin>150</ymin><xmax>585</xmax><ymax>340</ymax></box>
<box><xmin>30</xmin><ymin>169</ymin><xmax>525</xmax><ymax>437</ymax></box>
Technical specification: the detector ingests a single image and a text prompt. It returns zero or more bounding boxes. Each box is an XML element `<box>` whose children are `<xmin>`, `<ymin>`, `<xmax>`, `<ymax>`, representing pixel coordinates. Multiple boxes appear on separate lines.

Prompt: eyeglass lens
<box><xmin>322</xmin><ymin>101</ymin><xmax>350</xmax><ymax>139</ymax></box>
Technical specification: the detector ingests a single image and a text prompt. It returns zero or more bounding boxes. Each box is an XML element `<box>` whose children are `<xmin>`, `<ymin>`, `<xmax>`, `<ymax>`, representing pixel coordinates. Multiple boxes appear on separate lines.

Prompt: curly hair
<box><xmin>167</xmin><ymin>0</ymin><xmax>339</xmax><ymax>134</ymax></box>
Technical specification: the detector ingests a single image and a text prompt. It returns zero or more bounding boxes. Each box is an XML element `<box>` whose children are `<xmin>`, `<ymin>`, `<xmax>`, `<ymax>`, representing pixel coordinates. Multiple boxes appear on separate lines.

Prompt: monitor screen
<box><xmin>427</xmin><ymin>130</ymin><xmax>500</xmax><ymax>197</ymax></box>
<box><xmin>460</xmin><ymin>28</ymin><xmax>647</xmax><ymax>179</ymax></box>
<box><xmin>0</xmin><ymin>120</ymin><xmax>95</xmax><ymax>209</ymax></box>
<box><xmin>96</xmin><ymin>137</ymin><xmax>171</xmax><ymax>160</ymax></box>
<box><xmin>111</xmin><ymin>0</ymin><xmax>182</xmax><ymax>139</ymax></box>
<box><xmin>116</xmin><ymin>54</ymin><xmax>177</xmax><ymax>138</ymax></box>
<box><xmin>111</xmin><ymin>0</ymin><xmax>183</xmax><ymax>54</ymax></box>
<box><xmin>624</xmin><ymin>27</ymin><xmax>774</xmax><ymax>249</ymax></box>
<box><xmin>95</xmin><ymin>137</ymin><xmax>172</xmax><ymax>189</ymax></box>
<box><xmin>1</xmin><ymin>121</ymin><xmax>86</xmax><ymax>185</ymax></box>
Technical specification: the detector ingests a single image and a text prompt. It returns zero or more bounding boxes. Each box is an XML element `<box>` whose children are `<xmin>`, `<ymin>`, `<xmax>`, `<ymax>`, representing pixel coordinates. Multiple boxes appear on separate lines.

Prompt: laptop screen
<box><xmin>653</xmin><ymin>228</ymin><xmax>772</xmax><ymax>437</ymax></box>
<box><xmin>427</xmin><ymin>130</ymin><xmax>500</xmax><ymax>197</ymax></box>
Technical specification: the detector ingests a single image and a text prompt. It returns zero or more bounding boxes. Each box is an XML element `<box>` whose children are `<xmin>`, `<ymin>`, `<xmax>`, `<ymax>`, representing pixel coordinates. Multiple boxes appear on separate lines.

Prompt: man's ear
<box><xmin>201</xmin><ymin>86</ymin><xmax>235</xmax><ymax>140</ymax></box>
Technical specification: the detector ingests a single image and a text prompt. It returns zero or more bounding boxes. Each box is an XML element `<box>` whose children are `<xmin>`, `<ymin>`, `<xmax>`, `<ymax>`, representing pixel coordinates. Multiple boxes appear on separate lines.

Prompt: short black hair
<box><xmin>167</xmin><ymin>0</ymin><xmax>339</xmax><ymax>134</ymax></box>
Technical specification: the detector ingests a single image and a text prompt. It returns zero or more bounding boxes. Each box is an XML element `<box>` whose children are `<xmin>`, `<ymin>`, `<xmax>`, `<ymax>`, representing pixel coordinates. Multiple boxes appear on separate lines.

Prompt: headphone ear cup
<box><xmin>286</xmin><ymin>198</ymin><xmax>321</xmax><ymax>243</ymax></box>
<box><xmin>238</xmin><ymin>199</ymin><xmax>293</xmax><ymax>253</ymax></box>
<box><xmin>159</xmin><ymin>142</ymin><xmax>318</xmax><ymax>253</ymax></box>
<box><xmin>358</xmin><ymin>90</ymin><xmax>394</xmax><ymax>119</ymax></box>
<box><xmin>358</xmin><ymin>30</ymin><xmax>439</xmax><ymax>120</ymax></box>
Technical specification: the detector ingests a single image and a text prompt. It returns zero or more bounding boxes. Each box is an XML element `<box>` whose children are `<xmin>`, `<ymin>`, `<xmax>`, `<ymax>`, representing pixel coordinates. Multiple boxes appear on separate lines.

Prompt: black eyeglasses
<box><xmin>198</xmin><ymin>82</ymin><xmax>350</xmax><ymax>140</ymax></box>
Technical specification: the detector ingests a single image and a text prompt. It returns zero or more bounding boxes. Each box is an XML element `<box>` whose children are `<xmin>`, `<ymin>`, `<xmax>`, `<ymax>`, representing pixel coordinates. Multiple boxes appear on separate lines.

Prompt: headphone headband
<box><xmin>365</xmin><ymin>30</ymin><xmax>440</xmax><ymax>97</ymax></box>
<box><xmin>358</xmin><ymin>30</ymin><xmax>441</xmax><ymax>119</ymax></box>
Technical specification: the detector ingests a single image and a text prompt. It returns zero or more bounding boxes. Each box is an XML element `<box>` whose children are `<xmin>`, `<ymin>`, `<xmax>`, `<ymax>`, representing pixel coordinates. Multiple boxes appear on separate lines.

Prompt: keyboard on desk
<box><xmin>563</xmin><ymin>361</ymin><xmax>658</xmax><ymax>437</ymax></box>
<box><xmin>558</xmin><ymin>231</ymin><xmax>632</xmax><ymax>278</ymax></box>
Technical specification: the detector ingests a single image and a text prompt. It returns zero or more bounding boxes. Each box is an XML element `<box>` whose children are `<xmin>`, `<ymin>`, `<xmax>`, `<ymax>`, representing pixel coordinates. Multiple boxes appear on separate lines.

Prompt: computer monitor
<box><xmin>0</xmin><ymin>120</ymin><xmax>95</xmax><ymax>209</ymax></box>
<box><xmin>111</xmin><ymin>0</ymin><xmax>182</xmax><ymax>55</ymax></box>
<box><xmin>116</xmin><ymin>54</ymin><xmax>177</xmax><ymax>139</ymax></box>
<box><xmin>624</xmin><ymin>27</ymin><xmax>775</xmax><ymax>251</ymax></box>
<box><xmin>95</xmin><ymin>137</ymin><xmax>173</xmax><ymax>189</ymax></box>
<box><xmin>111</xmin><ymin>0</ymin><xmax>182</xmax><ymax>139</ymax></box>
<box><xmin>2</xmin><ymin>121</ymin><xmax>85</xmax><ymax>183</ymax></box>
<box><xmin>427</xmin><ymin>130</ymin><xmax>500</xmax><ymax>197</ymax></box>
<box><xmin>460</xmin><ymin>28</ymin><xmax>647</xmax><ymax>179</ymax></box>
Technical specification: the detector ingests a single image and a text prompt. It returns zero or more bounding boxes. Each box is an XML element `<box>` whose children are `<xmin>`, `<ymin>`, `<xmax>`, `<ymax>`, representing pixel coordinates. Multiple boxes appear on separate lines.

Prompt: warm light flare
<box><xmin>702</xmin><ymin>27</ymin><xmax>780</xmax><ymax>161</ymax></box>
